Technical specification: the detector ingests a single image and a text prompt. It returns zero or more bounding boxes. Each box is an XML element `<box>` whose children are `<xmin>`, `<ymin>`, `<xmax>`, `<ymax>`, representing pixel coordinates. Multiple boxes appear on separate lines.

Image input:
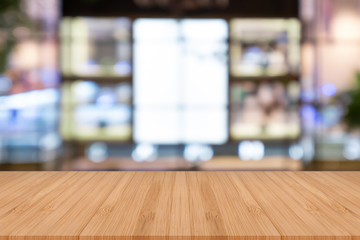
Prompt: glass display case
<box><xmin>61</xmin><ymin>18</ymin><xmax>132</xmax><ymax>77</ymax></box>
<box><xmin>60</xmin><ymin>17</ymin><xmax>133</xmax><ymax>144</ymax></box>
<box><xmin>230</xmin><ymin>19</ymin><xmax>300</xmax><ymax>77</ymax></box>
<box><xmin>229</xmin><ymin>18</ymin><xmax>301</xmax><ymax>143</ymax></box>
<box><xmin>230</xmin><ymin>81</ymin><xmax>300</xmax><ymax>139</ymax></box>
<box><xmin>61</xmin><ymin>81</ymin><xmax>132</xmax><ymax>141</ymax></box>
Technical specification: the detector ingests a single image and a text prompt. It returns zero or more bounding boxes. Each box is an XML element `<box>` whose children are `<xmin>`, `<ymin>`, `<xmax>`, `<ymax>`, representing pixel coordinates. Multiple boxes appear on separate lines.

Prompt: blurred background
<box><xmin>0</xmin><ymin>0</ymin><xmax>360</xmax><ymax>171</ymax></box>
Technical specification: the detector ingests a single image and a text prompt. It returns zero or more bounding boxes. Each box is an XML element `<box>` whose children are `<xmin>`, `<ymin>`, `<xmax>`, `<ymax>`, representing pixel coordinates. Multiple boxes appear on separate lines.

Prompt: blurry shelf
<box><xmin>230</xmin><ymin>74</ymin><xmax>300</xmax><ymax>83</ymax></box>
<box><xmin>63</xmin><ymin>139</ymin><xmax>301</xmax><ymax>146</ymax></box>
<box><xmin>228</xmin><ymin>137</ymin><xmax>301</xmax><ymax>143</ymax></box>
<box><xmin>61</xmin><ymin>156</ymin><xmax>302</xmax><ymax>171</ymax></box>
<box><xmin>62</xmin><ymin>76</ymin><xmax>132</xmax><ymax>83</ymax></box>
<box><xmin>63</xmin><ymin>140</ymin><xmax>133</xmax><ymax>145</ymax></box>
<box><xmin>63</xmin><ymin>139</ymin><xmax>134</xmax><ymax>145</ymax></box>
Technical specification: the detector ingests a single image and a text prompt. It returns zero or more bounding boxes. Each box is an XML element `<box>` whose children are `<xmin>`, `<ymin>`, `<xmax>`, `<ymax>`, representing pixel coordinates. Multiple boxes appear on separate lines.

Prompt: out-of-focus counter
<box><xmin>62</xmin><ymin>156</ymin><xmax>302</xmax><ymax>171</ymax></box>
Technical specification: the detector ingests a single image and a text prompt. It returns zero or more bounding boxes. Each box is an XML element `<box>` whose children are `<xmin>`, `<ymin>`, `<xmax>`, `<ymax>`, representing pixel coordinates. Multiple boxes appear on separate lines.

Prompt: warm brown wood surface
<box><xmin>0</xmin><ymin>171</ymin><xmax>360</xmax><ymax>239</ymax></box>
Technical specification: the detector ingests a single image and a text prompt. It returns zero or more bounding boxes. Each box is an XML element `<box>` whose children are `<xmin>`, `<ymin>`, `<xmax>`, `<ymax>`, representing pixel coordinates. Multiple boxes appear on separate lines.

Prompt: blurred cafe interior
<box><xmin>1</xmin><ymin>0</ymin><xmax>360</xmax><ymax>171</ymax></box>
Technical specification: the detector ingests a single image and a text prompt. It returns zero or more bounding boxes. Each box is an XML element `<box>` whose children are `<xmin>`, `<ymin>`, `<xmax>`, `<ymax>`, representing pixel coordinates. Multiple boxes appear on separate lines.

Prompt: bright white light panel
<box><xmin>134</xmin><ymin>19</ymin><xmax>228</xmax><ymax>144</ymax></box>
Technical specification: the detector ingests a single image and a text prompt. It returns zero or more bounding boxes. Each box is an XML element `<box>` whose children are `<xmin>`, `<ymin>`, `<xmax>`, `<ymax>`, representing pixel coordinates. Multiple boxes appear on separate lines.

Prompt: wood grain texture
<box><xmin>0</xmin><ymin>171</ymin><xmax>359</xmax><ymax>240</ymax></box>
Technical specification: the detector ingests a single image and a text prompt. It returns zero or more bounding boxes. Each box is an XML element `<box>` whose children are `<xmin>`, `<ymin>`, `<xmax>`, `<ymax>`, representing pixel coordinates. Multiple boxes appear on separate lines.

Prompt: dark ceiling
<box><xmin>63</xmin><ymin>0</ymin><xmax>299</xmax><ymax>18</ymax></box>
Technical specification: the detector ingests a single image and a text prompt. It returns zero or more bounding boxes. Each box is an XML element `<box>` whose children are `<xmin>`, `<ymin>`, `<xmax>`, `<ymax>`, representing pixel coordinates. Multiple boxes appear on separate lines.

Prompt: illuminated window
<box><xmin>134</xmin><ymin>19</ymin><xmax>228</xmax><ymax>144</ymax></box>
<box><xmin>230</xmin><ymin>19</ymin><xmax>300</xmax><ymax>77</ymax></box>
<box><xmin>61</xmin><ymin>18</ymin><xmax>132</xmax><ymax>77</ymax></box>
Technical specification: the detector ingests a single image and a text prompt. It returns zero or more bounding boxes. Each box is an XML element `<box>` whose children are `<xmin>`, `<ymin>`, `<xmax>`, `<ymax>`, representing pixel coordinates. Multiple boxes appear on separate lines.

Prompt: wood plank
<box><xmin>204</xmin><ymin>172</ymin><xmax>280</xmax><ymax>239</ymax></box>
<box><xmin>0</xmin><ymin>172</ymin><xmax>75</xmax><ymax>236</ymax></box>
<box><xmin>0</xmin><ymin>171</ymin><xmax>359</xmax><ymax>240</ymax></box>
<box><xmin>7</xmin><ymin>172</ymin><xmax>99</xmax><ymax>239</ymax></box>
<box><xmin>229</xmin><ymin>172</ymin><xmax>346</xmax><ymax>239</ymax></box>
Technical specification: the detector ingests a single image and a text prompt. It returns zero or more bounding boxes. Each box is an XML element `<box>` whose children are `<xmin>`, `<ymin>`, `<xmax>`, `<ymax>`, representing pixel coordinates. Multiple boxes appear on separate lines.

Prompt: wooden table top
<box><xmin>0</xmin><ymin>171</ymin><xmax>360</xmax><ymax>240</ymax></box>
